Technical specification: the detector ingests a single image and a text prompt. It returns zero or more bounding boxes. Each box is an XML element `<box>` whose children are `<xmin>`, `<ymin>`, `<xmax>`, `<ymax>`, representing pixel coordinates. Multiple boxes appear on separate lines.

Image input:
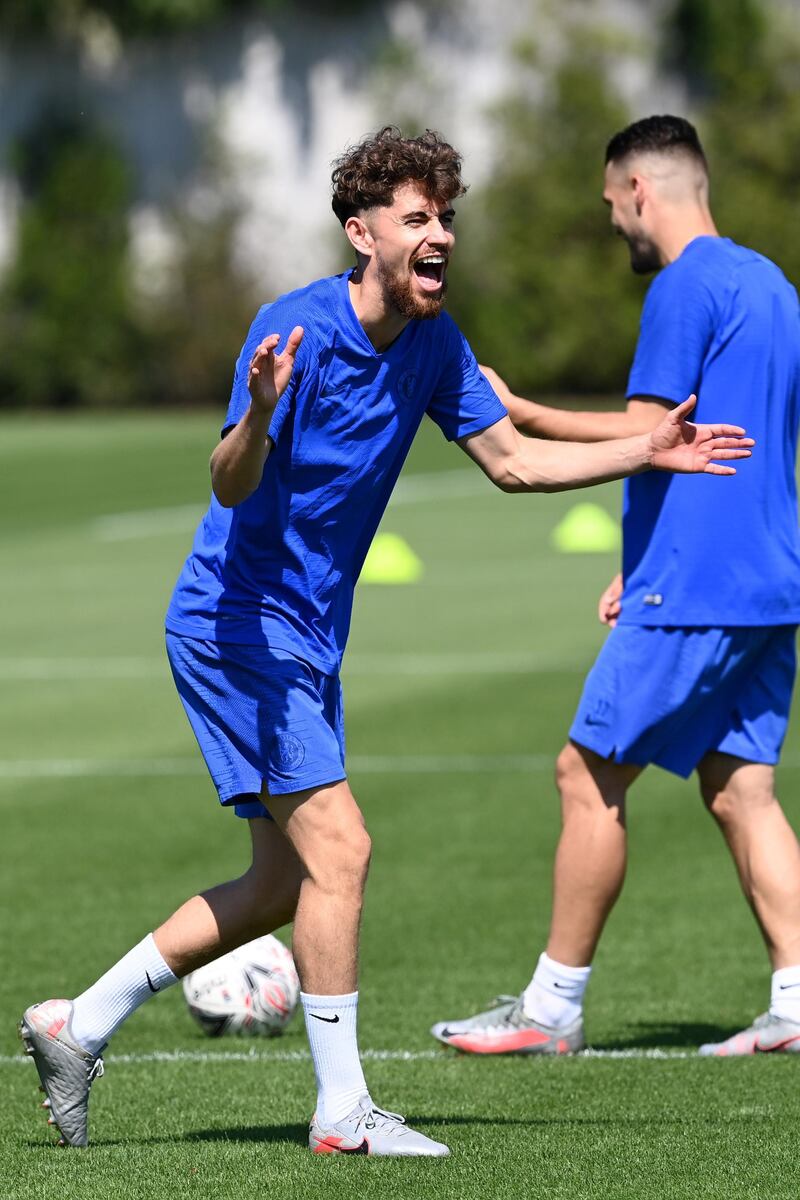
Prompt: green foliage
<box><xmin>448</xmin><ymin>39</ymin><xmax>645</xmax><ymax>395</ymax></box>
<box><xmin>663</xmin><ymin>0</ymin><xmax>768</xmax><ymax>98</ymax></box>
<box><xmin>0</xmin><ymin>0</ymin><xmax>373</xmax><ymax>38</ymax></box>
<box><xmin>0</xmin><ymin>114</ymin><xmax>260</xmax><ymax>409</ymax></box>
<box><xmin>136</xmin><ymin>205</ymin><xmax>260</xmax><ymax>408</ymax></box>
<box><xmin>664</xmin><ymin>0</ymin><xmax>800</xmax><ymax>288</ymax></box>
<box><xmin>0</xmin><ymin>114</ymin><xmax>144</xmax><ymax>408</ymax></box>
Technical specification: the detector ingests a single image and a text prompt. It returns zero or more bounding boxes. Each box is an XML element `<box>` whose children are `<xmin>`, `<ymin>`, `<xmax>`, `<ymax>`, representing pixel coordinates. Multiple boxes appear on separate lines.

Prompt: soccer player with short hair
<box><xmin>432</xmin><ymin>114</ymin><xmax>800</xmax><ymax>1058</ymax></box>
<box><xmin>20</xmin><ymin>126</ymin><xmax>751</xmax><ymax>1155</ymax></box>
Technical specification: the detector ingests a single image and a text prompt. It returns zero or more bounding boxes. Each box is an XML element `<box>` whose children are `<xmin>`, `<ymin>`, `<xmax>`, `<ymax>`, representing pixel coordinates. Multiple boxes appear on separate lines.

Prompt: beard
<box><xmin>625</xmin><ymin>233</ymin><xmax>661</xmax><ymax>275</ymax></box>
<box><xmin>376</xmin><ymin>254</ymin><xmax>447</xmax><ymax>320</ymax></box>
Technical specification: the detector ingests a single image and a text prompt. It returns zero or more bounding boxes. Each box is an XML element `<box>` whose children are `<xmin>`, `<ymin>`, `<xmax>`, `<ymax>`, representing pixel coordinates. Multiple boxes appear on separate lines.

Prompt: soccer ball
<box><xmin>182</xmin><ymin>934</ymin><xmax>300</xmax><ymax>1037</ymax></box>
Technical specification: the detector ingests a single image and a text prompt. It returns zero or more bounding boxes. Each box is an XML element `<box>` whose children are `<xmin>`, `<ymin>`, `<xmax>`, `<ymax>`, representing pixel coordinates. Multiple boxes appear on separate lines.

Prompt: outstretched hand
<box><xmin>247</xmin><ymin>326</ymin><xmax>304</xmax><ymax>418</ymax></box>
<box><xmin>649</xmin><ymin>395</ymin><xmax>754</xmax><ymax>475</ymax></box>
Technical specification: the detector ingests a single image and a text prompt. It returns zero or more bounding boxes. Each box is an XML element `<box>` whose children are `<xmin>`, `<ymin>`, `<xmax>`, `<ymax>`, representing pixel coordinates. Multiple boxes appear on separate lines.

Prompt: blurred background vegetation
<box><xmin>0</xmin><ymin>0</ymin><xmax>798</xmax><ymax>408</ymax></box>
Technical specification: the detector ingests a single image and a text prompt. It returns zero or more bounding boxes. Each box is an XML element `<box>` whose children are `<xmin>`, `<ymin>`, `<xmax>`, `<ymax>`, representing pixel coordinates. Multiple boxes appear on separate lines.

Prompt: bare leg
<box><xmin>267</xmin><ymin>780</ymin><xmax>371</xmax><ymax>994</ymax></box>
<box><xmin>546</xmin><ymin>741</ymin><xmax>643</xmax><ymax>967</ymax></box>
<box><xmin>154</xmin><ymin>816</ymin><xmax>303</xmax><ymax>976</ymax></box>
<box><xmin>697</xmin><ymin>753</ymin><xmax>800</xmax><ymax>969</ymax></box>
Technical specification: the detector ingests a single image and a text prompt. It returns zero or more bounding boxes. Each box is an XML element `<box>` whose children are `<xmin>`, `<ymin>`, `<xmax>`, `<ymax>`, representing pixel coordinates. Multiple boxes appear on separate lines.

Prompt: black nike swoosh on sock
<box><xmin>310</xmin><ymin>1013</ymin><xmax>339</xmax><ymax>1023</ymax></box>
<box><xmin>779</xmin><ymin>983</ymin><xmax>800</xmax><ymax>990</ymax></box>
<box><xmin>145</xmin><ymin>971</ymin><xmax>160</xmax><ymax>994</ymax></box>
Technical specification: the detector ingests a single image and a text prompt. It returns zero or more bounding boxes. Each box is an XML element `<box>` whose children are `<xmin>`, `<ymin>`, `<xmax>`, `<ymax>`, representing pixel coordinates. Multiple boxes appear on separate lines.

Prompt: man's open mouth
<box><xmin>412</xmin><ymin>254</ymin><xmax>447</xmax><ymax>292</ymax></box>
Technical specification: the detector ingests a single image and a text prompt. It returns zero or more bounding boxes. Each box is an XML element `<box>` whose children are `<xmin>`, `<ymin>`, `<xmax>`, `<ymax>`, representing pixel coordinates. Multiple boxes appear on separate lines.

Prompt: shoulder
<box><xmin>250</xmin><ymin>274</ymin><xmax>344</xmax><ymax>347</ymax></box>
<box><xmin>423</xmin><ymin>310</ymin><xmax>467</xmax><ymax>354</ymax></box>
<box><xmin>643</xmin><ymin>239</ymin><xmax>729</xmax><ymax>317</ymax></box>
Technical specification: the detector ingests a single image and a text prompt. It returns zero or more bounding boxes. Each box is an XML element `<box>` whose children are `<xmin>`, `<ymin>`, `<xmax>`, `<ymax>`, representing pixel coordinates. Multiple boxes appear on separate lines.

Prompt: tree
<box><xmin>0</xmin><ymin>113</ymin><xmax>144</xmax><ymax>408</ymax></box>
<box><xmin>663</xmin><ymin>0</ymin><xmax>800</xmax><ymax>288</ymax></box>
<box><xmin>448</xmin><ymin>33</ymin><xmax>644</xmax><ymax>395</ymax></box>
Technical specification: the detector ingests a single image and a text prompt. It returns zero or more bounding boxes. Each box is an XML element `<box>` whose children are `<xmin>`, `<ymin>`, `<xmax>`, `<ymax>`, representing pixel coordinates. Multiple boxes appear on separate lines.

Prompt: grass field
<box><xmin>2</xmin><ymin>411</ymin><xmax>799</xmax><ymax>1199</ymax></box>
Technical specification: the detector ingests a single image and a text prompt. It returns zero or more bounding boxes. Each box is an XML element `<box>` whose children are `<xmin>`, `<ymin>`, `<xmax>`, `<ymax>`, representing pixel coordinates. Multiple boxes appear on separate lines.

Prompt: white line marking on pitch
<box><xmin>89</xmin><ymin>471</ymin><xmax>486</xmax><ymax>542</ymax></box>
<box><xmin>1</xmin><ymin>1046</ymin><xmax>699</xmax><ymax>1068</ymax></box>
<box><xmin>0</xmin><ymin>754</ymin><xmax>553</xmax><ymax>782</ymax></box>
<box><xmin>2</xmin><ymin>751</ymin><xmax>800</xmax><ymax>783</ymax></box>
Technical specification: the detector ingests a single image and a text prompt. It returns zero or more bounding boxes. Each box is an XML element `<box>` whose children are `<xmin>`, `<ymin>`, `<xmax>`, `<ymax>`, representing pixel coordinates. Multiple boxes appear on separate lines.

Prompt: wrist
<box><xmin>640</xmin><ymin>431</ymin><xmax>656</xmax><ymax>470</ymax></box>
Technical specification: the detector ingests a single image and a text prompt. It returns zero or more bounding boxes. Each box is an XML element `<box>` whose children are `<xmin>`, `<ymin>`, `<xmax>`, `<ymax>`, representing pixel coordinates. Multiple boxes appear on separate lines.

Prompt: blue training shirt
<box><xmin>620</xmin><ymin>236</ymin><xmax>800</xmax><ymax>627</ymax></box>
<box><xmin>166</xmin><ymin>271</ymin><xmax>507</xmax><ymax>671</ymax></box>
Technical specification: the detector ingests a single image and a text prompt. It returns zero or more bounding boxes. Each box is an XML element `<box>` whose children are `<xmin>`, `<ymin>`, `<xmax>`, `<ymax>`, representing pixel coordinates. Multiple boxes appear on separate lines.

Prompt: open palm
<box><xmin>247</xmin><ymin>326</ymin><xmax>304</xmax><ymax>418</ymax></box>
<box><xmin>650</xmin><ymin>395</ymin><xmax>754</xmax><ymax>475</ymax></box>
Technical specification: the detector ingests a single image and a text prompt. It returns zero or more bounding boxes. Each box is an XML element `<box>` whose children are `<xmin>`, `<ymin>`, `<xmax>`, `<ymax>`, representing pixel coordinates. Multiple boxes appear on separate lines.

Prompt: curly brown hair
<box><xmin>331</xmin><ymin>126</ymin><xmax>466</xmax><ymax>226</ymax></box>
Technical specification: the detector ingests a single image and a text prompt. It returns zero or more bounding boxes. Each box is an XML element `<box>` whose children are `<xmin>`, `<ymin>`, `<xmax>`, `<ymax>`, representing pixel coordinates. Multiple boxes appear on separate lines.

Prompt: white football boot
<box><xmin>309</xmin><ymin>1095</ymin><xmax>449</xmax><ymax>1156</ymax></box>
<box><xmin>431</xmin><ymin>994</ymin><xmax>584</xmax><ymax>1055</ymax></box>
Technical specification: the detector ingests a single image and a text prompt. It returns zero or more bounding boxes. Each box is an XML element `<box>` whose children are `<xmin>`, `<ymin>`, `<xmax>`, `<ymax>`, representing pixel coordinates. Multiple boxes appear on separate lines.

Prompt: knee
<box><xmin>555</xmin><ymin>743</ymin><xmax>582</xmax><ymax>793</ymax></box>
<box><xmin>555</xmin><ymin>743</ymin><xmax>596</xmax><ymax>811</ymax></box>
<box><xmin>700</xmin><ymin>779</ymin><xmax>775</xmax><ymax>825</ymax></box>
<box><xmin>310</xmin><ymin>818</ymin><xmax>372</xmax><ymax>897</ymax></box>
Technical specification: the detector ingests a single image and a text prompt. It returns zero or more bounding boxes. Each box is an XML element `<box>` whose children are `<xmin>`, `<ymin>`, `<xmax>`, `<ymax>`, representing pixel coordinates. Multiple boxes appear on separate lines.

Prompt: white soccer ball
<box><xmin>182</xmin><ymin>934</ymin><xmax>300</xmax><ymax>1037</ymax></box>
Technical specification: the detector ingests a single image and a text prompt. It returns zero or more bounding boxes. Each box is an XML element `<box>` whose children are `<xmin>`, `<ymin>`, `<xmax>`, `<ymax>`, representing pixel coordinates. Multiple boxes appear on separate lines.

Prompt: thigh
<box><xmin>568</xmin><ymin>625</ymin><xmax>704</xmax><ymax>772</ymax></box>
<box><xmin>265</xmin><ymin>779</ymin><xmax>369</xmax><ymax>875</ymax></box>
<box><xmin>713</xmin><ymin>627</ymin><xmax>797</xmax><ymax>767</ymax></box>
<box><xmin>166</xmin><ymin>634</ymin><xmax>347</xmax><ymax>815</ymax></box>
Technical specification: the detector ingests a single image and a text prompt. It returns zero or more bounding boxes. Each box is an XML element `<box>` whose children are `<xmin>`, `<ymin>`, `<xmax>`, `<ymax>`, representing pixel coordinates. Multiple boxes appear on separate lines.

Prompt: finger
<box><xmin>249</xmin><ymin>335</ymin><xmax>280</xmax><ymax>372</ymax></box>
<box><xmin>708</xmin><ymin>437</ymin><xmax>755</xmax><ymax>449</ymax></box>
<box><xmin>706</xmin><ymin>424</ymin><xmax>748</xmax><ymax>437</ymax></box>
<box><xmin>706</xmin><ymin>448</ymin><xmax>752</xmax><ymax>459</ymax></box>
<box><xmin>703</xmin><ymin>463</ymin><xmax>737</xmax><ymax>475</ymax></box>
<box><xmin>671</xmin><ymin>393</ymin><xmax>697</xmax><ymax>420</ymax></box>
<box><xmin>280</xmin><ymin>326</ymin><xmax>304</xmax><ymax>363</ymax></box>
<box><xmin>253</xmin><ymin>334</ymin><xmax>280</xmax><ymax>358</ymax></box>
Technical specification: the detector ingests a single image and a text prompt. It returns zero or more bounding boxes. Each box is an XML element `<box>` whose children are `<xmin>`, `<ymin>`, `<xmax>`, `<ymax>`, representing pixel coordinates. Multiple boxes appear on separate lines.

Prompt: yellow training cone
<box><xmin>361</xmin><ymin>532</ymin><xmax>423</xmax><ymax>584</ymax></box>
<box><xmin>551</xmin><ymin>503</ymin><xmax>621</xmax><ymax>553</ymax></box>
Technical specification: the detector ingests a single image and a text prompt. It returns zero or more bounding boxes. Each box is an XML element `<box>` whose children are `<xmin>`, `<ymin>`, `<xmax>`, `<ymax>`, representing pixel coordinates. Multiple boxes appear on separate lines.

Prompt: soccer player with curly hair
<box><xmin>21</xmin><ymin>125</ymin><xmax>750</xmax><ymax>1155</ymax></box>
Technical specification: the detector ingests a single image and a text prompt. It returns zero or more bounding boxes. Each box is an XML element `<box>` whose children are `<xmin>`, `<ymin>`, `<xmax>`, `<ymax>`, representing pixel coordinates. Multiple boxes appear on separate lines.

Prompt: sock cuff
<box><xmin>143</xmin><ymin>933</ymin><xmax>179</xmax><ymax>988</ymax></box>
<box><xmin>540</xmin><ymin>952</ymin><xmax>592</xmax><ymax>981</ymax></box>
<box><xmin>301</xmin><ymin>991</ymin><xmax>359</xmax><ymax>1009</ymax></box>
<box><xmin>772</xmin><ymin>965</ymin><xmax>800</xmax><ymax>985</ymax></box>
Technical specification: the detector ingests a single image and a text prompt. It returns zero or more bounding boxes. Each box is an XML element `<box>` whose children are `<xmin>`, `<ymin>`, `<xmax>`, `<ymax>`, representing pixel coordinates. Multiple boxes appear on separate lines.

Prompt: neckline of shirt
<box><xmin>338</xmin><ymin>270</ymin><xmax>415</xmax><ymax>359</ymax></box>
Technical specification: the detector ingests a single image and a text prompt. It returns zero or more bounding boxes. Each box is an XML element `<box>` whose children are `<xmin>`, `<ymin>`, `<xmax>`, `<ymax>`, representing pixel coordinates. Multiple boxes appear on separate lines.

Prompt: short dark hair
<box><xmin>605</xmin><ymin>115</ymin><xmax>707</xmax><ymax>170</ymax></box>
<box><xmin>331</xmin><ymin>126</ymin><xmax>466</xmax><ymax>226</ymax></box>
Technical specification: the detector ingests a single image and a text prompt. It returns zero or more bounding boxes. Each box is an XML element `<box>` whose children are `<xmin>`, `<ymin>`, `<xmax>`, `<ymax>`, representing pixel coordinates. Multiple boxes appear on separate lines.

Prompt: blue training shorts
<box><xmin>166</xmin><ymin>634</ymin><xmax>346</xmax><ymax>818</ymax></box>
<box><xmin>569</xmin><ymin>625</ymin><xmax>797</xmax><ymax>778</ymax></box>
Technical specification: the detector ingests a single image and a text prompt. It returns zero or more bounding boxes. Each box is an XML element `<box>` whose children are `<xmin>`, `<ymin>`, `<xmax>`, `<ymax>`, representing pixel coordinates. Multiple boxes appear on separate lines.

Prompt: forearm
<box><xmin>507</xmin><ymin>395</ymin><xmax>654</xmax><ymax>443</ymax></box>
<box><xmin>501</xmin><ymin>432</ymin><xmax>653</xmax><ymax>493</ymax></box>
<box><xmin>210</xmin><ymin>404</ymin><xmax>273</xmax><ymax>507</ymax></box>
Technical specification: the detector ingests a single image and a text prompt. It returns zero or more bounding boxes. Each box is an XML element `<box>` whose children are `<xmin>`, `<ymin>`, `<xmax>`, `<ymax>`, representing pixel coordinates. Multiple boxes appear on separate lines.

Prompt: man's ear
<box><xmin>344</xmin><ymin>215</ymin><xmax>373</xmax><ymax>257</ymax></box>
<box><xmin>631</xmin><ymin>173</ymin><xmax>646</xmax><ymax>217</ymax></box>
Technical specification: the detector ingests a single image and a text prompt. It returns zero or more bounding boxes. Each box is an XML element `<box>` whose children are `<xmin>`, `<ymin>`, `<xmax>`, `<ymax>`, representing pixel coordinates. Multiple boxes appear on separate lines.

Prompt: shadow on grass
<box><xmin>23</xmin><ymin>1104</ymin><xmax>774</xmax><ymax>1152</ymax></box>
<box><xmin>589</xmin><ymin>1020</ymin><xmax>741</xmax><ymax>1051</ymax></box>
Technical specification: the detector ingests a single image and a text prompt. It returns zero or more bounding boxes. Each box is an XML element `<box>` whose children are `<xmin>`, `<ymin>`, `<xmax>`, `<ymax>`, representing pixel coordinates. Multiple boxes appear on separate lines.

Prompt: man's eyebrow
<box><xmin>401</xmin><ymin>208</ymin><xmax>456</xmax><ymax>222</ymax></box>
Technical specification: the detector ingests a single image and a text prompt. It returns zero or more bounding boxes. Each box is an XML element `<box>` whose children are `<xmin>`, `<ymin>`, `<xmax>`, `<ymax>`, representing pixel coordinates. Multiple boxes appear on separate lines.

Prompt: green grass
<box><xmin>2</xmin><ymin>412</ymin><xmax>799</xmax><ymax>1198</ymax></box>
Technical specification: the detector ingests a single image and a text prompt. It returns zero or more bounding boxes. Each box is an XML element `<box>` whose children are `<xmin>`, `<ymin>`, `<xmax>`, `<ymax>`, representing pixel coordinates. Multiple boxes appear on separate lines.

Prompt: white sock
<box><xmin>70</xmin><ymin>933</ymin><xmax>178</xmax><ymax>1054</ymax></box>
<box><xmin>522</xmin><ymin>952</ymin><xmax>591</xmax><ymax>1028</ymax></box>
<box><xmin>770</xmin><ymin>964</ymin><xmax>800</xmax><ymax>1022</ymax></box>
<box><xmin>302</xmin><ymin>991</ymin><xmax>369</xmax><ymax>1126</ymax></box>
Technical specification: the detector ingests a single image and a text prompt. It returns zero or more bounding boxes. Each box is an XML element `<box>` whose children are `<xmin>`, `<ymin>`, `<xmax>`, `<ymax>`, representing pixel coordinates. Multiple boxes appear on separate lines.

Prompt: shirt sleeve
<box><xmin>626</xmin><ymin>263</ymin><xmax>718</xmax><ymax>404</ymax></box>
<box><xmin>426</xmin><ymin>317</ymin><xmax>508</xmax><ymax>441</ymax></box>
<box><xmin>222</xmin><ymin>303</ymin><xmax>314</xmax><ymax>443</ymax></box>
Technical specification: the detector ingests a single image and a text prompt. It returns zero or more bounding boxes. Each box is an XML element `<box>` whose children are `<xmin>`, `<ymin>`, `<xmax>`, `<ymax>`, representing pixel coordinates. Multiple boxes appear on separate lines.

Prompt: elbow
<box><xmin>490</xmin><ymin>455</ymin><xmax>542</xmax><ymax>494</ymax></box>
<box><xmin>211</xmin><ymin>484</ymin><xmax>238</xmax><ymax>509</ymax></box>
<box><xmin>209</xmin><ymin>463</ymin><xmax>248</xmax><ymax>509</ymax></box>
